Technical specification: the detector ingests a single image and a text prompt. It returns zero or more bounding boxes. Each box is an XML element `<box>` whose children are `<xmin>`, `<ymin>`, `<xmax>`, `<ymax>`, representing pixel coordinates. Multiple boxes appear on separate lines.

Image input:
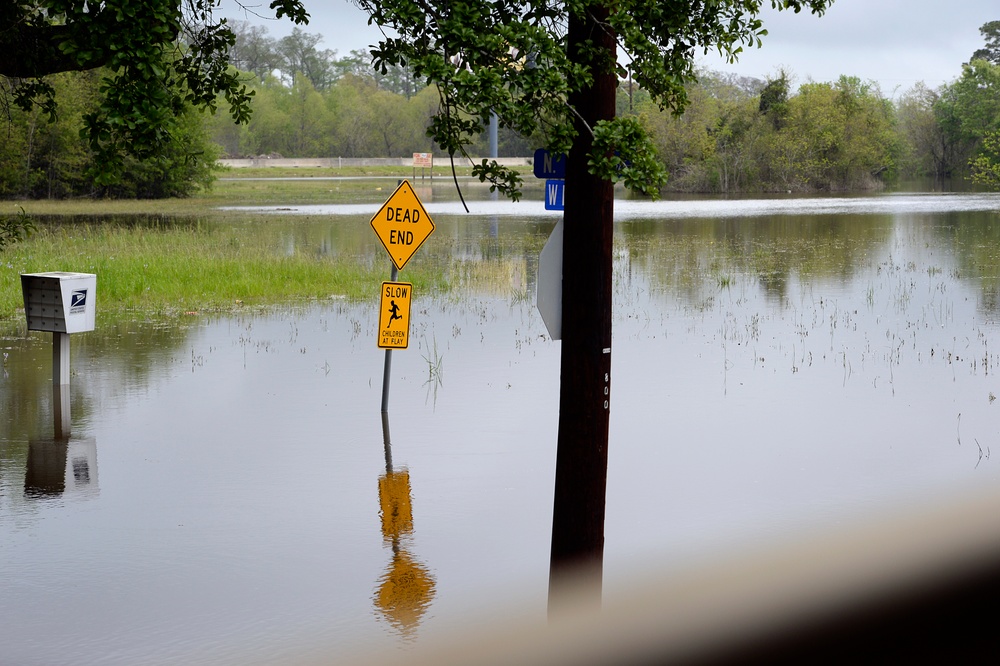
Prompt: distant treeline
<box><xmin>2</xmin><ymin>21</ymin><xmax>999</xmax><ymax>198</ymax></box>
<box><xmin>638</xmin><ymin>58</ymin><xmax>997</xmax><ymax>193</ymax></box>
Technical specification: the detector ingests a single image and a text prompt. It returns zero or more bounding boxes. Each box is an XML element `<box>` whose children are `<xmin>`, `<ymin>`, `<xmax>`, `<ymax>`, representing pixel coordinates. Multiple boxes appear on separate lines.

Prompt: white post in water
<box><xmin>52</xmin><ymin>332</ymin><xmax>71</xmax><ymax>438</ymax></box>
<box><xmin>53</xmin><ymin>332</ymin><xmax>70</xmax><ymax>385</ymax></box>
<box><xmin>21</xmin><ymin>272</ymin><xmax>97</xmax><ymax>437</ymax></box>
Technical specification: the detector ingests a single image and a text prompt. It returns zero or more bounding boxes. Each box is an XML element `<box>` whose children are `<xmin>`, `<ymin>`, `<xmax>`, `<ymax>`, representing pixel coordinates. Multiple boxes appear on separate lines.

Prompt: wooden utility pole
<box><xmin>549</xmin><ymin>2</ymin><xmax>616</xmax><ymax>607</ymax></box>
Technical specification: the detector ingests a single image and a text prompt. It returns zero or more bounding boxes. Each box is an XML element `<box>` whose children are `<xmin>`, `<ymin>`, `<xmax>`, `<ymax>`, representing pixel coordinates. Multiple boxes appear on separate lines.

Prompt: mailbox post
<box><xmin>20</xmin><ymin>272</ymin><xmax>97</xmax><ymax>437</ymax></box>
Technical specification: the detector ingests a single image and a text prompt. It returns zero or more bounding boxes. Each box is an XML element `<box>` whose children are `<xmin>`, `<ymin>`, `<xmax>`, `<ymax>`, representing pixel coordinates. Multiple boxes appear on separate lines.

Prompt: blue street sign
<box><xmin>533</xmin><ymin>148</ymin><xmax>566</xmax><ymax>179</ymax></box>
<box><xmin>544</xmin><ymin>179</ymin><xmax>565</xmax><ymax>211</ymax></box>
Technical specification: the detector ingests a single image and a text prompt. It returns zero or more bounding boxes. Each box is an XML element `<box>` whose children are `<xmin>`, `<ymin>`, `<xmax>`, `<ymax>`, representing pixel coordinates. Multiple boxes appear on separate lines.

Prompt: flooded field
<box><xmin>2</xmin><ymin>184</ymin><xmax>1000</xmax><ymax>664</ymax></box>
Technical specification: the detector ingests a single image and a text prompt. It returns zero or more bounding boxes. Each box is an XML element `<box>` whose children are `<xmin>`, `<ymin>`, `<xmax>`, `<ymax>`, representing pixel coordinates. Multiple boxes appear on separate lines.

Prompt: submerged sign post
<box><xmin>371</xmin><ymin>180</ymin><xmax>435</xmax><ymax>412</ymax></box>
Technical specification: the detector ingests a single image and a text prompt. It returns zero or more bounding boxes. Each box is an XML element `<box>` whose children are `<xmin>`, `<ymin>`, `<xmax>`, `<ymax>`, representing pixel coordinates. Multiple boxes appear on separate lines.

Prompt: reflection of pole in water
<box><xmin>382</xmin><ymin>411</ymin><xmax>393</xmax><ymax>474</ymax></box>
<box><xmin>24</xmin><ymin>355</ymin><xmax>101</xmax><ymax>501</ymax></box>
<box><xmin>375</xmin><ymin>412</ymin><xmax>435</xmax><ymax>638</ymax></box>
<box><xmin>53</xmin><ymin>384</ymin><xmax>71</xmax><ymax>440</ymax></box>
<box><xmin>25</xmin><ymin>437</ymin><xmax>99</xmax><ymax>499</ymax></box>
<box><xmin>24</xmin><ymin>440</ymin><xmax>67</xmax><ymax>497</ymax></box>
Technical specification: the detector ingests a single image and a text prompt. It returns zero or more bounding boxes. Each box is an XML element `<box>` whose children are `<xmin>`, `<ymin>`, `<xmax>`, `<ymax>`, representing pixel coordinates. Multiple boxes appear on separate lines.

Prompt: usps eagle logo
<box><xmin>70</xmin><ymin>289</ymin><xmax>87</xmax><ymax>314</ymax></box>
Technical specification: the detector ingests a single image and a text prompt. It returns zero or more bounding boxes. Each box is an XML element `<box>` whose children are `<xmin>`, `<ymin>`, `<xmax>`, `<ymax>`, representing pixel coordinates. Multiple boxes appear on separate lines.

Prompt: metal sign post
<box><xmin>371</xmin><ymin>181</ymin><xmax>435</xmax><ymax>413</ymax></box>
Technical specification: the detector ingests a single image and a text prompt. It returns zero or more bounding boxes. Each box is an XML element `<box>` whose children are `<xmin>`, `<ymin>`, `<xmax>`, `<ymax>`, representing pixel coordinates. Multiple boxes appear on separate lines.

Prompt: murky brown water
<box><xmin>2</xmin><ymin>186</ymin><xmax>1000</xmax><ymax>664</ymax></box>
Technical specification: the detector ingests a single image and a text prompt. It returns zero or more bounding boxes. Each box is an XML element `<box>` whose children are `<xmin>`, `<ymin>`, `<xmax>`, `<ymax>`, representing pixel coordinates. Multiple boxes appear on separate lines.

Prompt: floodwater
<box><xmin>3</xmin><ymin>183</ymin><xmax>1000</xmax><ymax>664</ymax></box>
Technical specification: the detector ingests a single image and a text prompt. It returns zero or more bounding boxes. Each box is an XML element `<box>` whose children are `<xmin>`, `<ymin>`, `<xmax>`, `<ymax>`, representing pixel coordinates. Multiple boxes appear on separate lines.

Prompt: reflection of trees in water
<box><xmin>620</xmin><ymin>214</ymin><xmax>895</xmax><ymax>306</ymax></box>
<box><xmin>273</xmin><ymin>213</ymin><xmax>551</xmax><ymax>302</ymax></box>
<box><xmin>417</xmin><ymin>218</ymin><xmax>550</xmax><ymax>300</ymax></box>
<box><xmin>981</xmin><ymin>286</ymin><xmax>1000</xmax><ymax>316</ymax></box>
<box><xmin>932</xmin><ymin>211</ymin><xmax>1000</xmax><ymax>317</ymax></box>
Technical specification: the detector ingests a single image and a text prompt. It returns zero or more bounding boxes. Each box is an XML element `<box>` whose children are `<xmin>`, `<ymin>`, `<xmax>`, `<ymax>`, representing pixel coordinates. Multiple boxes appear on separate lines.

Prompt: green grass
<box><xmin>0</xmin><ymin>168</ymin><xmax>534</xmax><ymax>323</ymax></box>
<box><xmin>0</xmin><ymin>219</ymin><xmax>446</xmax><ymax>322</ymax></box>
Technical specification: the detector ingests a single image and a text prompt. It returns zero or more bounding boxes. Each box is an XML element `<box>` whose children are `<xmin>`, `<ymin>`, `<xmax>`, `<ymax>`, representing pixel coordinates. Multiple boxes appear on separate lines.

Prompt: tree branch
<box><xmin>0</xmin><ymin>21</ymin><xmax>111</xmax><ymax>78</ymax></box>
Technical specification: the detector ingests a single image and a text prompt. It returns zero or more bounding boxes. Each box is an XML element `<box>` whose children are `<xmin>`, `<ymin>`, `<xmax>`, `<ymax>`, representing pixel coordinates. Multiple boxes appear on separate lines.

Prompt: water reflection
<box><xmin>25</xmin><ymin>437</ymin><xmax>98</xmax><ymax>500</ymax></box>
<box><xmin>5</xmin><ymin>189</ymin><xmax>1000</xmax><ymax>663</ymax></box>
<box><xmin>2</xmin><ymin>344</ymin><xmax>100</xmax><ymax>507</ymax></box>
<box><xmin>23</xmin><ymin>383</ymin><xmax>97</xmax><ymax>498</ymax></box>
<box><xmin>375</xmin><ymin>413</ymin><xmax>435</xmax><ymax>639</ymax></box>
<box><xmin>223</xmin><ymin>190</ymin><xmax>1000</xmax><ymax>220</ymax></box>
<box><xmin>53</xmin><ymin>383</ymin><xmax>71</xmax><ymax>439</ymax></box>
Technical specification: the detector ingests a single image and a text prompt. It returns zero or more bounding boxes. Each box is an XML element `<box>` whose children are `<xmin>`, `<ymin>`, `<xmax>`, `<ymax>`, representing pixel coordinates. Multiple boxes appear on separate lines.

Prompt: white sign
<box><xmin>412</xmin><ymin>152</ymin><xmax>433</xmax><ymax>168</ymax></box>
<box><xmin>536</xmin><ymin>220</ymin><xmax>562</xmax><ymax>340</ymax></box>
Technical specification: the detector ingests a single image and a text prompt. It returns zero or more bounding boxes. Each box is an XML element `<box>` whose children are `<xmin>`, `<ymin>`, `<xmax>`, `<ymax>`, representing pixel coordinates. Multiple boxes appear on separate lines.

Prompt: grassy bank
<box><xmin>0</xmin><ymin>214</ymin><xmax>446</xmax><ymax>323</ymax></box>
<box><xmin>0</xmin><ymin>169</ymin><xmax>536</xmax><ymax>322</ymax></box>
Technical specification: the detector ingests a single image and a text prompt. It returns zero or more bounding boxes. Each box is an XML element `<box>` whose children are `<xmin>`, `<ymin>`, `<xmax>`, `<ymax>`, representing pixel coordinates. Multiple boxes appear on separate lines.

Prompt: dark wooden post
<box><xmin>549</xmin><ymin>2</ymin><xmax>616</xmax><ymax>608</ymax></box>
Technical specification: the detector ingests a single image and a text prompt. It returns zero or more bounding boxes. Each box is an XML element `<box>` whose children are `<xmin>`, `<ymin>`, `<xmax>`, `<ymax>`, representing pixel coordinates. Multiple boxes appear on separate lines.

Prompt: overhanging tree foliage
<box><xmin>0</xmin><ymin>0</ymin><xmax>309</xmax><ymax>184</ymax></box>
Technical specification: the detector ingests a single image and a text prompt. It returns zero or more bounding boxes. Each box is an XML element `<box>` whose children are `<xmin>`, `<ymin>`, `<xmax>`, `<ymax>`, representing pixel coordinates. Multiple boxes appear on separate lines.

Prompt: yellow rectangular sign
<box><xmin>378</xmin><ymin>281</ymin><xmax>412</xmax><ymax>349</ymax></box>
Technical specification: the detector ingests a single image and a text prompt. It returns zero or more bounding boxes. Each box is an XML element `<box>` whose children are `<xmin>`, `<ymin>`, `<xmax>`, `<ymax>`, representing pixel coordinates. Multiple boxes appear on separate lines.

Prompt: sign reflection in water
<box><xmin>375</xmin><ymin>413</ymin><xmax>436</xmax><ymax>637</ymax></box>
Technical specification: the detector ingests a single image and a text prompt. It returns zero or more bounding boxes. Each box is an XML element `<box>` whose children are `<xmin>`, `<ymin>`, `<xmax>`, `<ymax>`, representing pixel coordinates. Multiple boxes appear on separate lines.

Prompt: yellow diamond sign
<box><xmin>371</xmin><ymin>180</ymin><xmax>435</xmax><ymax>271</ymax></box>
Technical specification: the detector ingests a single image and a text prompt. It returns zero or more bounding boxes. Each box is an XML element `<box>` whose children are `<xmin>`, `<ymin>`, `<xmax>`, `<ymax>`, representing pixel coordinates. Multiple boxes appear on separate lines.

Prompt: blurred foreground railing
<box><xmin>302</xmin><ymin>483</ymin><xmax>1000</xmax><ymax>665</ymax></box>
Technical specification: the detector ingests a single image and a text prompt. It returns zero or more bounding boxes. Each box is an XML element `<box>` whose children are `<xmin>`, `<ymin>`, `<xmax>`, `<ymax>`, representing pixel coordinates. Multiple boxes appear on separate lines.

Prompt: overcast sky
<box><xmin>223</xmin><ymin>0</ymin><xmax>997</xmax><ymax>98</ymax></box>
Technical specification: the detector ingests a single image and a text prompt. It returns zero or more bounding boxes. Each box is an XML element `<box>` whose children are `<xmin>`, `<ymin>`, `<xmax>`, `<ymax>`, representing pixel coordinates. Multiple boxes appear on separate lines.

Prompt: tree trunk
<box><xmin>549</xmin><ymin>2</ymin><xmax>616</xmax><ymax>609</ymax></box>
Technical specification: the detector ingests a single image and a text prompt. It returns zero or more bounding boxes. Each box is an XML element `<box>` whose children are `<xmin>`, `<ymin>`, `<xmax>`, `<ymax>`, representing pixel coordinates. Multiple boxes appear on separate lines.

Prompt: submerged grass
<box><xmin>0</xmin><ymin>170</ymin><xmax>540</xmax><ymax>324</ymax></box>
<box><xmin>0</xmin><ymin>219</ymin><xmax>445</xmax><ymax>321</ymax></box>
